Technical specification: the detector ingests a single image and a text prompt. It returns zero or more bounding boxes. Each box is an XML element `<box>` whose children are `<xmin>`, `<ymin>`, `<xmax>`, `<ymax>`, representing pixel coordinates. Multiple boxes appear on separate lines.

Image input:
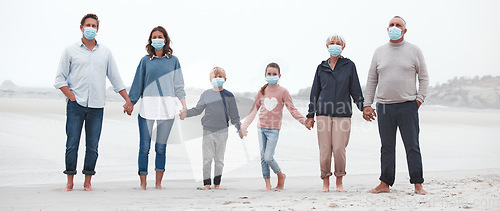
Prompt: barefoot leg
<box><xmin>261</xmin><ymin>178</ymin><xmax>272</xmax><ymax>192</ymax></box>
<box><xmin>322</xmin><ymin>177</ymin><xmax>330</xmax><ymax>192</ymax></box>
<box><xmin>203</xmin><ymin>185</ymin><xmax>211</xmax><ymax>190</ymax></box>
<box><xmin>64</xmin><ymin>174</ymin><xmax>74</xmax><ymax>192</ymax></box>
<box><xmin>83</xmin><ymin>175</ymin><xmax>92</xmax><ymax>191</ymax></box>
<box><xmin>368</xmin><ymin>181</ymin><xmax>390</xmax><ymax>193</ymax></box>
<box><xmin>155</xmin><ymin>171</ymin><xmax>164</xmax><ymax>189</ymax></box>
<box><xmin>414</xmin><ymin>183</ymin><xmax>427</xmax><ymax>195</ymax></box>
<box><xmin>139</xmin><ymin>175</ymin><xmax>147</xmax><ymax>190</ymax></box>
<box><xmin>336</xmin><ymin>176</ymin><xmax>346</xmax><ymax>192</ymax></box>
<box><xmin>274</xmin><ymin>172</ymin><xmax>286</xmax><ymax>190</ymax></box>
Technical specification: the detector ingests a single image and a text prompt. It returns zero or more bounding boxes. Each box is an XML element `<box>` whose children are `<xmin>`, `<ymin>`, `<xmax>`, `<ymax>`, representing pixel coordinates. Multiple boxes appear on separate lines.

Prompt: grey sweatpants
<box><xmin>202</xmin><ymin>130</ymin><xmax>228</xmax><ymax>186</ymax></box>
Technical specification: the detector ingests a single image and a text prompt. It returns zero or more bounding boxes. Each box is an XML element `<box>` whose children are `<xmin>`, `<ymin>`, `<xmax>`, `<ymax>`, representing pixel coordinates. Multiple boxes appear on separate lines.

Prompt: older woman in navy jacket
<box><xmin>305</xmin><ymin>34</ymin><xmax>364</xmax><ymax>192</ymax></box>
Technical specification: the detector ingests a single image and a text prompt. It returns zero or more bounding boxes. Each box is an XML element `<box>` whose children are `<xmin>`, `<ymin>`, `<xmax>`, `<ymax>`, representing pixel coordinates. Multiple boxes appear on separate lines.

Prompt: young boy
<box><xmin>180</xmin><ymin>67</ymin><xmax>241</xmax><ymax>190</ymax></box>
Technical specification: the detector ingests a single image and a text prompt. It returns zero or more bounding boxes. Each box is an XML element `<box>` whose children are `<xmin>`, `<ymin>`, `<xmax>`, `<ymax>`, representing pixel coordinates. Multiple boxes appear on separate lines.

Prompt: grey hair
<box><xmin>392</xmin><ymin>16</ymin><xmax>407</xmax><ymax>27</ymax></box>
<box><xmin>326</xmin><ymin>34</ymin><xmax>346</xmax><ymax>47</ymax></box>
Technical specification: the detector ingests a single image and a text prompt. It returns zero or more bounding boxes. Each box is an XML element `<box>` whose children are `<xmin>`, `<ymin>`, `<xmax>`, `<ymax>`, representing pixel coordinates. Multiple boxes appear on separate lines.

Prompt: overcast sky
<box><xmin>1</xmin><ymin>0</ymin><xmax>499</xmax><ymax>93</ymax></box>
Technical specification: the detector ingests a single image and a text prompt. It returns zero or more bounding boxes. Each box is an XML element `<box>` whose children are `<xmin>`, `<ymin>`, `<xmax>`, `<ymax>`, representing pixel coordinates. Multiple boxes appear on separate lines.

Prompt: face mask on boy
<box><xmin>211</xmin><ymin>78</ymin><xmax>225</xmax><ymax>88</ymax></box>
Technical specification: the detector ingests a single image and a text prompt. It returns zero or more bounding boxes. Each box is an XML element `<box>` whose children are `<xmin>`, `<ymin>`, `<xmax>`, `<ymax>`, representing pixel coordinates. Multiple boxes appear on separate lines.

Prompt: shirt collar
<box><xmin>150</xmin><ymin>54</ymin><xmax>168</xmax><ymax>60</ymax></box>
<box><xmin>79</xmin><ymin>39</ymin><xmax>99</xmax><ymax>50</ymax></box>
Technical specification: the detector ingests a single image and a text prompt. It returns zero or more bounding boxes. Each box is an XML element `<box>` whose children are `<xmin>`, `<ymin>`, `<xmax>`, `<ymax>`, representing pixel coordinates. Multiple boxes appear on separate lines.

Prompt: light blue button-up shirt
<box><xmin>54</xmin><ymin>40</ymin><xmax>126</xmax><ymax>108</ymax></box>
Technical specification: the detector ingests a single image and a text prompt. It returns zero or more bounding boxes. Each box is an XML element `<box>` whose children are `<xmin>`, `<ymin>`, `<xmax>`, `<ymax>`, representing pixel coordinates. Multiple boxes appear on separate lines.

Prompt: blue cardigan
<box><xmin>307</xmin><ymin>57</ymin><xmax>364</xmax><ymax>118</ymax></box>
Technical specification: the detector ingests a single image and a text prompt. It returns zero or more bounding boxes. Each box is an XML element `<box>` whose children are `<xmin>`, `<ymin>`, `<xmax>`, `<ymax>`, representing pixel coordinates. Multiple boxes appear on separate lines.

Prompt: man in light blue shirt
<box><xmin>54</xmin><ymin>13</ymin><xmax>133</xmax><ymax>192</ymax></box>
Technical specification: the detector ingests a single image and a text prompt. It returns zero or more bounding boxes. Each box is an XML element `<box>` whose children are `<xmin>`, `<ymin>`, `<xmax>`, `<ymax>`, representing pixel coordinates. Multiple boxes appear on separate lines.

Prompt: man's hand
<box><xmin>123</xmin><ymin>101</ymin><xmax>133</xmax><ymax>116</ymax></box>
<box><xmin>305</xmin><ymin>118</ymin><xmax>315</xmax><ymax>130</ymax></box>
<box><xmin>363</xmin><ymin>106</ymin><xmax>376</xmax><ymax>122</ymax></box>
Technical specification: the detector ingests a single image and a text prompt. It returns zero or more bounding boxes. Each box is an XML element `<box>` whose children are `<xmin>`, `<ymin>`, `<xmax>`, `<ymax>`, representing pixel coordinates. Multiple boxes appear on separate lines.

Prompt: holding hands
<box><xmin>179</xmin><ymin>108</ymin><xmax>187</xmax><ymax>120</ymax></box>
<box><xmin>123</xmin><ymin>101</ymin><xmax>133</xmax><ymax>116</ymax></box>
<box><xmin>238</xmin><ymin>128</ymin><xmax>248</xmax><ymax>139</ymax></box>
<box><xmin>305</xmin><ymin>118</ymin><xmax>315</xmax><ymax>130</ymax></box>
<box><xmin>363</xmin><ymin>106</ymin><xmax>376</xmax><ymax>122</ymax></box>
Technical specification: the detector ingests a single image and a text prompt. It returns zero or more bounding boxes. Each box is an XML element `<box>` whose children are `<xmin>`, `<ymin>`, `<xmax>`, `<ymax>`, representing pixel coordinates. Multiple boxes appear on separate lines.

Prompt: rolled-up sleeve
<box><xmin>106</xmin><ymin>51</ymin><xmax>126</xmax><ymax>93</ymax></box>
<box><xmin>173</xmin><ymin>59</ymin><xmax>186</xmax><ymax>100</ymax></box>
<box><xmin>54</xmin><ymin>48</ymin><xmax>70</xmax><ymax>89</ymax></box>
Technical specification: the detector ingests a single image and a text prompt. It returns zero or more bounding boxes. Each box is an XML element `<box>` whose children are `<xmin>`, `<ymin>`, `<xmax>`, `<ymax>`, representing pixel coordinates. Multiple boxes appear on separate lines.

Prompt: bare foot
<box><xmin>368</xmin><ymin>182</ymin><xmax>390</xmax><ymax>194</ymax></box>
<box><xmin>140</xmin><ymin>183</ymin><xmax>147</xmax><ymax>190</ymax></box>
<box><xmin>274</xmin><ymin>172</ymin><xmax>286</xmax><ymax>190</ymax></box>
<box><xmin>155</xmin><ymin>183</ymin><xmax>162</xmax><ymax>190</ymax></box>
<box><xmin>336</xmin><ymin>185</ymin><xmax>346</xmax><ymax>192</ymax></box>
<box><xmin>63</xmin><ymin>183</ymin><xmax>74</xmax><ymax>192</ymax></box>
<box><xmin>336</xmin><ymin>177</ymin><xmax>346</xmax><ymax>192</ymax></box>
<box><xmin>84</xmin><ymin>175</ymin><xmax>92</xmax><ymax>191</ymax></box>
<box><xmin>321</xmin><ymin>178</ymin><xmax>329</xmax><ymax>192</ymax></box>
<box><xmin>321</xmin><ymin>186</ymin><xmax>329</xmax><ymax>192</ymax></box>
<box><xmin>414</xmin><ymin>184</ymin><xmax>428</xmax><ymax>195</ymax></box>
<box><xmin>84</xmin><ymin>184</ymin><xmax>92</xmax><ymax>191</ymax></box>
<box><xmin>261</xmin><ymin>186</ymin><xmax>272</xmax><ymax>192</ymax></box>
<box><xmin>204</xmin><ymin>185</ymin><xmax>211</xmax><ymax>190</ymax></box>
<box><xmin>214</xmin><ymin>185</ymin><xmax>225</xmax><ymax>190</ymax></box>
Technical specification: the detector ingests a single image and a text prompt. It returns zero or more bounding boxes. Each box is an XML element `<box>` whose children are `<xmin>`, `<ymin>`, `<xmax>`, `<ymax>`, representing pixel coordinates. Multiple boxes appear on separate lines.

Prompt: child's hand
<box><xmin>179</xmin><ymin>109</ymin><xmax>187</xmax><ymax>120</ymax></box>
<box><xmin>305</xmin><ymin>118</ymin><xmax>315</xmax><ymax>130</ymax></box>
<box><xmin>238</xmin><ymin>129</ymin><xmax>247</xmax><ymax>139</ymax></box>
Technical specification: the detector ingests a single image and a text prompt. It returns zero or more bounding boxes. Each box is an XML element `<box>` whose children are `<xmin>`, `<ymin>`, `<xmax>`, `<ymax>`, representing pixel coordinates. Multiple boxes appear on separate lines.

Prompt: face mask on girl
<box><xmin>328</xmin><ymin>44</ymin><xmax>343</xmax><ymax>57</ymax></box>
<box><xmin>265</xmin><ymin>76</ymin><xmax>280</xmax><ymax>85</ymax></box>
<box><xmin>151</xmin><ymin>39</ymin><xmax>165</xmax><ymax>50</ymax></box>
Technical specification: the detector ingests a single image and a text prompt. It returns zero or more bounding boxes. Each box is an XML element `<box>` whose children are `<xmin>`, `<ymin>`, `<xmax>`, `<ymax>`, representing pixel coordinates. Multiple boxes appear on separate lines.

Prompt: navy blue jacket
<box><xmin>307</xmin><ymin>57</ymin><xmax>364</xmax><ymax>118</ymax></box>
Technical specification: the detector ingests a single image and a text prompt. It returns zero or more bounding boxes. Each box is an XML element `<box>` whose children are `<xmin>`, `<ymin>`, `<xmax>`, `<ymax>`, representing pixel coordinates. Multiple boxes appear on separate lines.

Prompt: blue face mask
<box><xmin>151</xmin><ymin>39</ymin><xmax>165</xmax><ymax>50</ymax></box>
<box><xmin>388</xmin><ymin>26</ymin><xmax>402</xmax><ymax>40</ymax></box>
<box><xmin>83</xmin><ymin>27</ymin><xmax>97</xmax><ymax>40</ymax></box>
<box><xmin>328</xmin><ymin>44</ymin><xmax>343</xmax><ymax>57</ymax></box>
<box><xmin>265</xmin><ymin>76</ymin><xmax>280</xmax><ymax>85</ymax></box>
<box><xmin>211</xmin><ymin>78</ymin><xmax>225</xmax><ymax>88</ymax></box>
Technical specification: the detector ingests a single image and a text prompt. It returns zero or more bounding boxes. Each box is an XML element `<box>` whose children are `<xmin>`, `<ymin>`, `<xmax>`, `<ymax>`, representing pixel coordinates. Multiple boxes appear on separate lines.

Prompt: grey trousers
<box><xmin>202</xmin><ymin>130</ymin><xmax>228</xmax><ymax>185</ymax></box>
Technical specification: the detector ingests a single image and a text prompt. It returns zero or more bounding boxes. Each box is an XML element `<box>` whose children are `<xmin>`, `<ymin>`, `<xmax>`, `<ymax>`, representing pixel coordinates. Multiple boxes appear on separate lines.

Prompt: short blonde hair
<box><xmin>209</xmin><ymin>66</ymin><xmax>226</xmax><ymax>79</ymax></box>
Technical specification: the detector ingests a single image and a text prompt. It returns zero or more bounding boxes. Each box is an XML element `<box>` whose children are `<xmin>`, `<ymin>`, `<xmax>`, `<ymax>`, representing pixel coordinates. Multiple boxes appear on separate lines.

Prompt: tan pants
<box><xmin>316</xmin><ymin>116</ymin><xmax>351</xmax><ymax>179</ymax></box>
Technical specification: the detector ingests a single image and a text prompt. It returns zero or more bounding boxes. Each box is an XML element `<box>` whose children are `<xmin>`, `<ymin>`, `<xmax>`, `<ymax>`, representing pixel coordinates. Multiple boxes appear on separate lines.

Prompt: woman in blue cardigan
<box><xmin>128</xmin><ymin>26</ymin><xmax>188</xmax><ymax>190</ymax></box>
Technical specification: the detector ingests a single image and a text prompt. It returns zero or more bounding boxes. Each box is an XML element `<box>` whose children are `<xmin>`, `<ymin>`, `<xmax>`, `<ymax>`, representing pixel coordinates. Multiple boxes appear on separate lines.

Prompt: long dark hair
<box><xmin>260</xmin><ymin>63</ymin><xmax>281</xmax><ymax>95</ymax></box>
<box><xmin>146</xmin><ymin>26</ymin><xmax>173</xmax><ymax>59</ymax></box>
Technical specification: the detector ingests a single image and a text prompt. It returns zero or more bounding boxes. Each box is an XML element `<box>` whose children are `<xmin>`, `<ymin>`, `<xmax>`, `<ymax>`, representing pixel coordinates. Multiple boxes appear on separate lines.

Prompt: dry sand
<box><xmin>0</xmin><ymin>97</ymin><xmax>499</xmax><ymax>210</ymax></box>
<box><xmin>0</xmin><ymin>169</ymin><xmax>498</xmax><ymax>210</ymax></box>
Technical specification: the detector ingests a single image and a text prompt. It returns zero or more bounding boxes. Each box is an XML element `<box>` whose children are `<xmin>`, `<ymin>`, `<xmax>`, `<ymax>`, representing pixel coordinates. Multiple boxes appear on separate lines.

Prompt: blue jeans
<box><xmin>138</xmin><ymin>115</ymin><xmax>174</xmax><ymax>176</ymax></box>
<box><xmin>64</xmin><ymin>101</ymin><xmax>103</xmax><ymax>175</ymax></box>
<box><xmin>377</xmin><ymin>101</ymin><xmax>424</xmax><ymax>186</ymax></box>
<box><xmin>258</xmin><ymin>127</ymin><xmax>281</xmax><ymax>178</ymax></box>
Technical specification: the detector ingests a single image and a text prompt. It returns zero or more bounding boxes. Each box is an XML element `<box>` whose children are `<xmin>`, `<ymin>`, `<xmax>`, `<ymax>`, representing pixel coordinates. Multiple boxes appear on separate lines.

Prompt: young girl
<box><xmin>239</xmin><ymin>63</ymin><xmax>311</xmax><ymax>191</ymax></box>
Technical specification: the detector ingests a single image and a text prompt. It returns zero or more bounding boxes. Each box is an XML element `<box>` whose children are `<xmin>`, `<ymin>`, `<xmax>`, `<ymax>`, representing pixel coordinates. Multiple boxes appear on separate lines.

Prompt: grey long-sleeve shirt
<box><xmin>186</xmin><ymin>89</ymin><xmax>241</xmax><ymax>132</ymax></box>
<box><xmin>364</xmin><ymin>40</ymin><xmax>429</xmax><ymax>106</ymax></box>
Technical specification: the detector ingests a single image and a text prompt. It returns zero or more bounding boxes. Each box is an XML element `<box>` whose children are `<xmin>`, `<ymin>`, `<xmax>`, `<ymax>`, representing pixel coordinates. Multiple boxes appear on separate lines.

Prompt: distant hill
<box><xmin>291</xmin><ymin>75</ymin><xmax>500</xmax><ymax>109</ymax></box>
<box><xmin>427</xmin><ymin>75</ymin><xmax>500</xmax><ymax>109</ymax></box>
<box><xmin>0</xmin><ymin>80</ymin><xmax>18</xmax><ymax>90</ymax></box>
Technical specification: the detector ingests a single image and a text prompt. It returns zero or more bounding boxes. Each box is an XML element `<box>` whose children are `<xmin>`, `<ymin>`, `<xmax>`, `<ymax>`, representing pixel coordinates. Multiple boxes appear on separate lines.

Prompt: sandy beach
<box><xmin>0</xmin><ymin>169</ymin><xmax>499</xmax><ymax>210</ymax></box>
<box><xmin>0</xmin><ymin>97</ymin><xmax>499</xmax><ymax>210</ymax></box>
